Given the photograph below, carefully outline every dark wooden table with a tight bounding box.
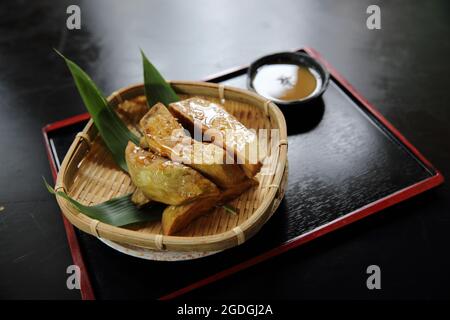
[0,0,449,300]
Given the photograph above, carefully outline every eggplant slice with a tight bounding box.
[169,97,265,178]
[125,141,219,206]
[162,195,220,235]
[116,96,149,137]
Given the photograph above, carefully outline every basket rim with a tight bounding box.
[55,81,288,252]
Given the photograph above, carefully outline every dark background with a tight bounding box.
[0,0,449,300]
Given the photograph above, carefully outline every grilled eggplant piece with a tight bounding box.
[131,188,152,208]
[169,98,264,178]
[161,179,253,235]
[125,142,219,206]
[116,96,149,137]
[219,178,258,204]
[140,103,249,189]
[161,178,258,235]
[162,195,219,235]
[139,103,186,155]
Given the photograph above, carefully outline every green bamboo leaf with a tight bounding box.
[55,49,139,171]
[44,179,162,227]
[222,204,238,215]
[141,49,179,107]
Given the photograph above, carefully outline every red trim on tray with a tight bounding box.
[43,112,90,132]
[42,126,95,300]
[42,48,444,301]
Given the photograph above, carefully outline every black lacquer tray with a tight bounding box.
[42,48,443,300]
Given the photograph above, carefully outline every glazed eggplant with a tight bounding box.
[161,177,258,235]
[131,188,152,208]
[169,97,265,178]
[116,96,149,137]
[161,195,219,235]
[139,103,250,189]
[139,103,187,157]
[125,141,219,206]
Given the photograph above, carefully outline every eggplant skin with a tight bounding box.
[125,142,219,206]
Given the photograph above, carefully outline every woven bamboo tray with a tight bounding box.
[55,81,288,252]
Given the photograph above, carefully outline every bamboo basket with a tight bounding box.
[55,81,288,252]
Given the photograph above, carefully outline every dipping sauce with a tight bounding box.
[252,64,322,102]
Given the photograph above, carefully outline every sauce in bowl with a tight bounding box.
[252,64,322,102]
[247,52,330,106]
